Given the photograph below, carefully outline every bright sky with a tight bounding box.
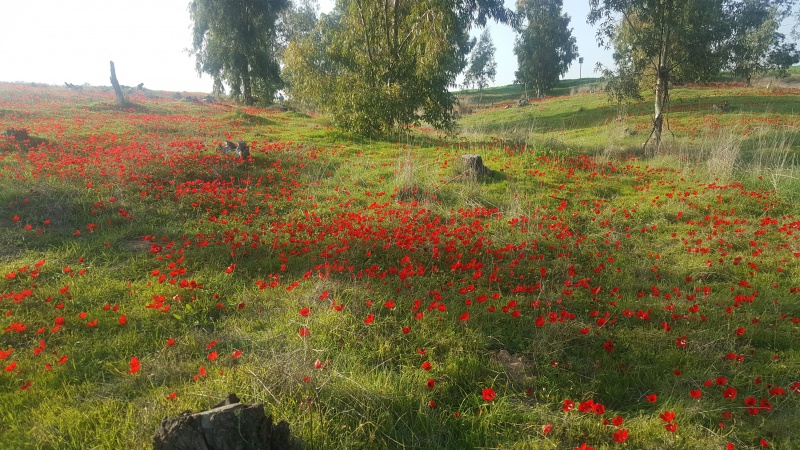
[0,0,612,93]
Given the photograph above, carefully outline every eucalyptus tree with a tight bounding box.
[284,0,513,136]
[589,0,730,152]
[728,0,799,85]
[463,28,498,101]
[189,0,289,105]
[514,0,578,98]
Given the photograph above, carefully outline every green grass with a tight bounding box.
[1,79,800,449]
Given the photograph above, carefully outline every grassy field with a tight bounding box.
[1,78,799,449]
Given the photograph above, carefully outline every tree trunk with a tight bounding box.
[109,61,126,106]
[651,65,668,153]
[647,21,671,155]
[242,66,253,106]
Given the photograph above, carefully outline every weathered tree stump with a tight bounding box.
[461,154,489,177]
[153,394,290,450]
[219,140,238,155]
[4,128,29,141]
[236,140,250,159]
[218,140,250,160]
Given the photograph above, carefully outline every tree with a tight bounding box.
[514,0,578,98]
[284,0,513,136]
[276,0,318,59]
[589,0,730,153]
[189,0,289,106]
[728,1,799,84]
[463,29,497,100]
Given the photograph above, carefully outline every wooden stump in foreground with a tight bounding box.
[153,394,290,450]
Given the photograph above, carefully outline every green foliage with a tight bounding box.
[600,50,645,108]
[514,0,577,98]
[189,0,289,105]
[276,0,318,60]
[463,29,497,97]
[284,0,512,136]
[589,0,731,151]
[728,0,800,85]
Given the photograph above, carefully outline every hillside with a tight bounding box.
[1,80,799,449]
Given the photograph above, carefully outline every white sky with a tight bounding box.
[0,0,612,93]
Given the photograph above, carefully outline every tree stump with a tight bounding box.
[236,140,250,159]
[153,394,290,450]
[4,128,30,141]
[461,154,489,177]
[219,141,238,155]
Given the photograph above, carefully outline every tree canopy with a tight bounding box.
[189,0,289,105]
[284,0,513,136]
[590,0,799,151]
[463,29,498,99]
[728,0,799,84]
[589,0,731,152]
[514,0,578,98]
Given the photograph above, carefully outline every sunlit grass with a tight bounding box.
[1,80,799,449]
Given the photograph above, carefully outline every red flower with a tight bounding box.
[426,378,435,389]
[723,386,738,400]
[193,365,207,381]
[421,361,432,371]
[364,313,375,324]
[299,307,310,317]
[665,422,677,433]
[562,399,574,412]
[207,351,218,361]
[659,410,676,423]
[128,356,141,374]
[689,389,703,399]
[542,423,552,434]
[646,393,658,403]
[298,327,310,337]
[612,428,629,443]
[0,347,12,360]
[482,387,496,402]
